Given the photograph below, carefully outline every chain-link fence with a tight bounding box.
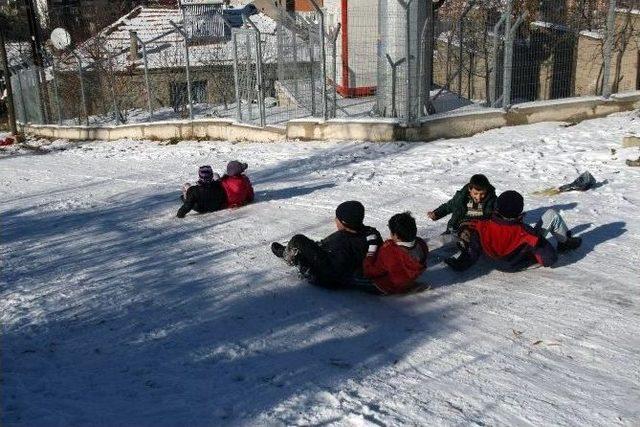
[5,0,640,129]
[433,0,640,110]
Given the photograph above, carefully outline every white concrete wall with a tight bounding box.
[20,120,286,143]
[20,92,640,144]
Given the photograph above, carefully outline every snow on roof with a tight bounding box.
[54,6,286,73]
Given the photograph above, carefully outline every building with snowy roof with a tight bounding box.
[48,4,308,120]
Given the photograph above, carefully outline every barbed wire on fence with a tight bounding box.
[4,0,640,130]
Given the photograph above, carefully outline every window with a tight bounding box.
[170,80,208,112]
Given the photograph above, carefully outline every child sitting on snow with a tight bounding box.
[427,174,497,234]
[271,200,382,289]
[221,160,255,208]
[363,212,429,295]
[177,165,226,218]
[445,190,582,272]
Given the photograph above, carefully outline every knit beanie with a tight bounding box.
[496,190,524,219]
[336,201,365,230]
[198,165,214,184]
[226,161,248,177]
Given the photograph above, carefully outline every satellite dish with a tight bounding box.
[50,28,72,50]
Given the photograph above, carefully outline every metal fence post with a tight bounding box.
[458,10,464,97]
[490,14,506,106]
[501,1,526,109]
[308,0,327,120]
[71,51,89,125]
[169,21,193,120]
[276,15,285,86]
[602,0,617,98]
[308,26,317,116]
[502,0,513,108]
[418,5,432,116]
[232,31,242,122]
[244,15,266,127]
[13,68,28,123]
[328,23,341,118]
[103,42,122,125]
[51,56,62,125]
[457,1,477,100]
[245,32,253,121]
[133,32,154,121]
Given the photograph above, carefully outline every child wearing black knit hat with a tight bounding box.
[177,165,225,218]
[271,201,382,289]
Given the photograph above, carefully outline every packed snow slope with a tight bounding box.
[2,114,639,426]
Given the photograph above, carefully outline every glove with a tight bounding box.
[366,232,381,256]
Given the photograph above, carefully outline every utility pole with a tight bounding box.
[0,26,18,136]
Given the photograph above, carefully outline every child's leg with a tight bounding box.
[446,228,481,271]
[181,182,191,201]
[286,235,339,287]
[535,209,570,242]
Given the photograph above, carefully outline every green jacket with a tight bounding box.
[433,183,497,231]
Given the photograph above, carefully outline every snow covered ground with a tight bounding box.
[2,113,640,426]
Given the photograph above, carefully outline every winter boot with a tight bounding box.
[626,157,640,167]
[271,242,286,258]
[445,250,473,272]
[557,232,582,252]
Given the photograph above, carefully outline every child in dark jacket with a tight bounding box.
[271,201,382,289]
[428,174,497,233]
[363,212,429,294]
[177,165,226,218]
[445,190,582,272]
[221,161,254,208]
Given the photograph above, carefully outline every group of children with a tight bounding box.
[178,166,582,295]
[272,174,582,295]
[177,160,254,218]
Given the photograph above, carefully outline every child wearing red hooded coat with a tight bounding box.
[221,160,255,208]
[363,212,429,294]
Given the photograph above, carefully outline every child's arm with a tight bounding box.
[430,193,458,220]
[177,188,196,218]
[363,249,388,279]
[246,177,255,202]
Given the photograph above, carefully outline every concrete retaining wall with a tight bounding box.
[20,92,640,143]
[21,119,285,143]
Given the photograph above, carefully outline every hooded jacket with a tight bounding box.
[319,225,381,281]
[363,238,429,294]
[468,215,557,271]
[177,181,226,218]
[221,174,255,208]
[433,183,497,231]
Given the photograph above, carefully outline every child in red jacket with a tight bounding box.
[445,190,582,272]
[221,160,254,208]
[363,212,429,294]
